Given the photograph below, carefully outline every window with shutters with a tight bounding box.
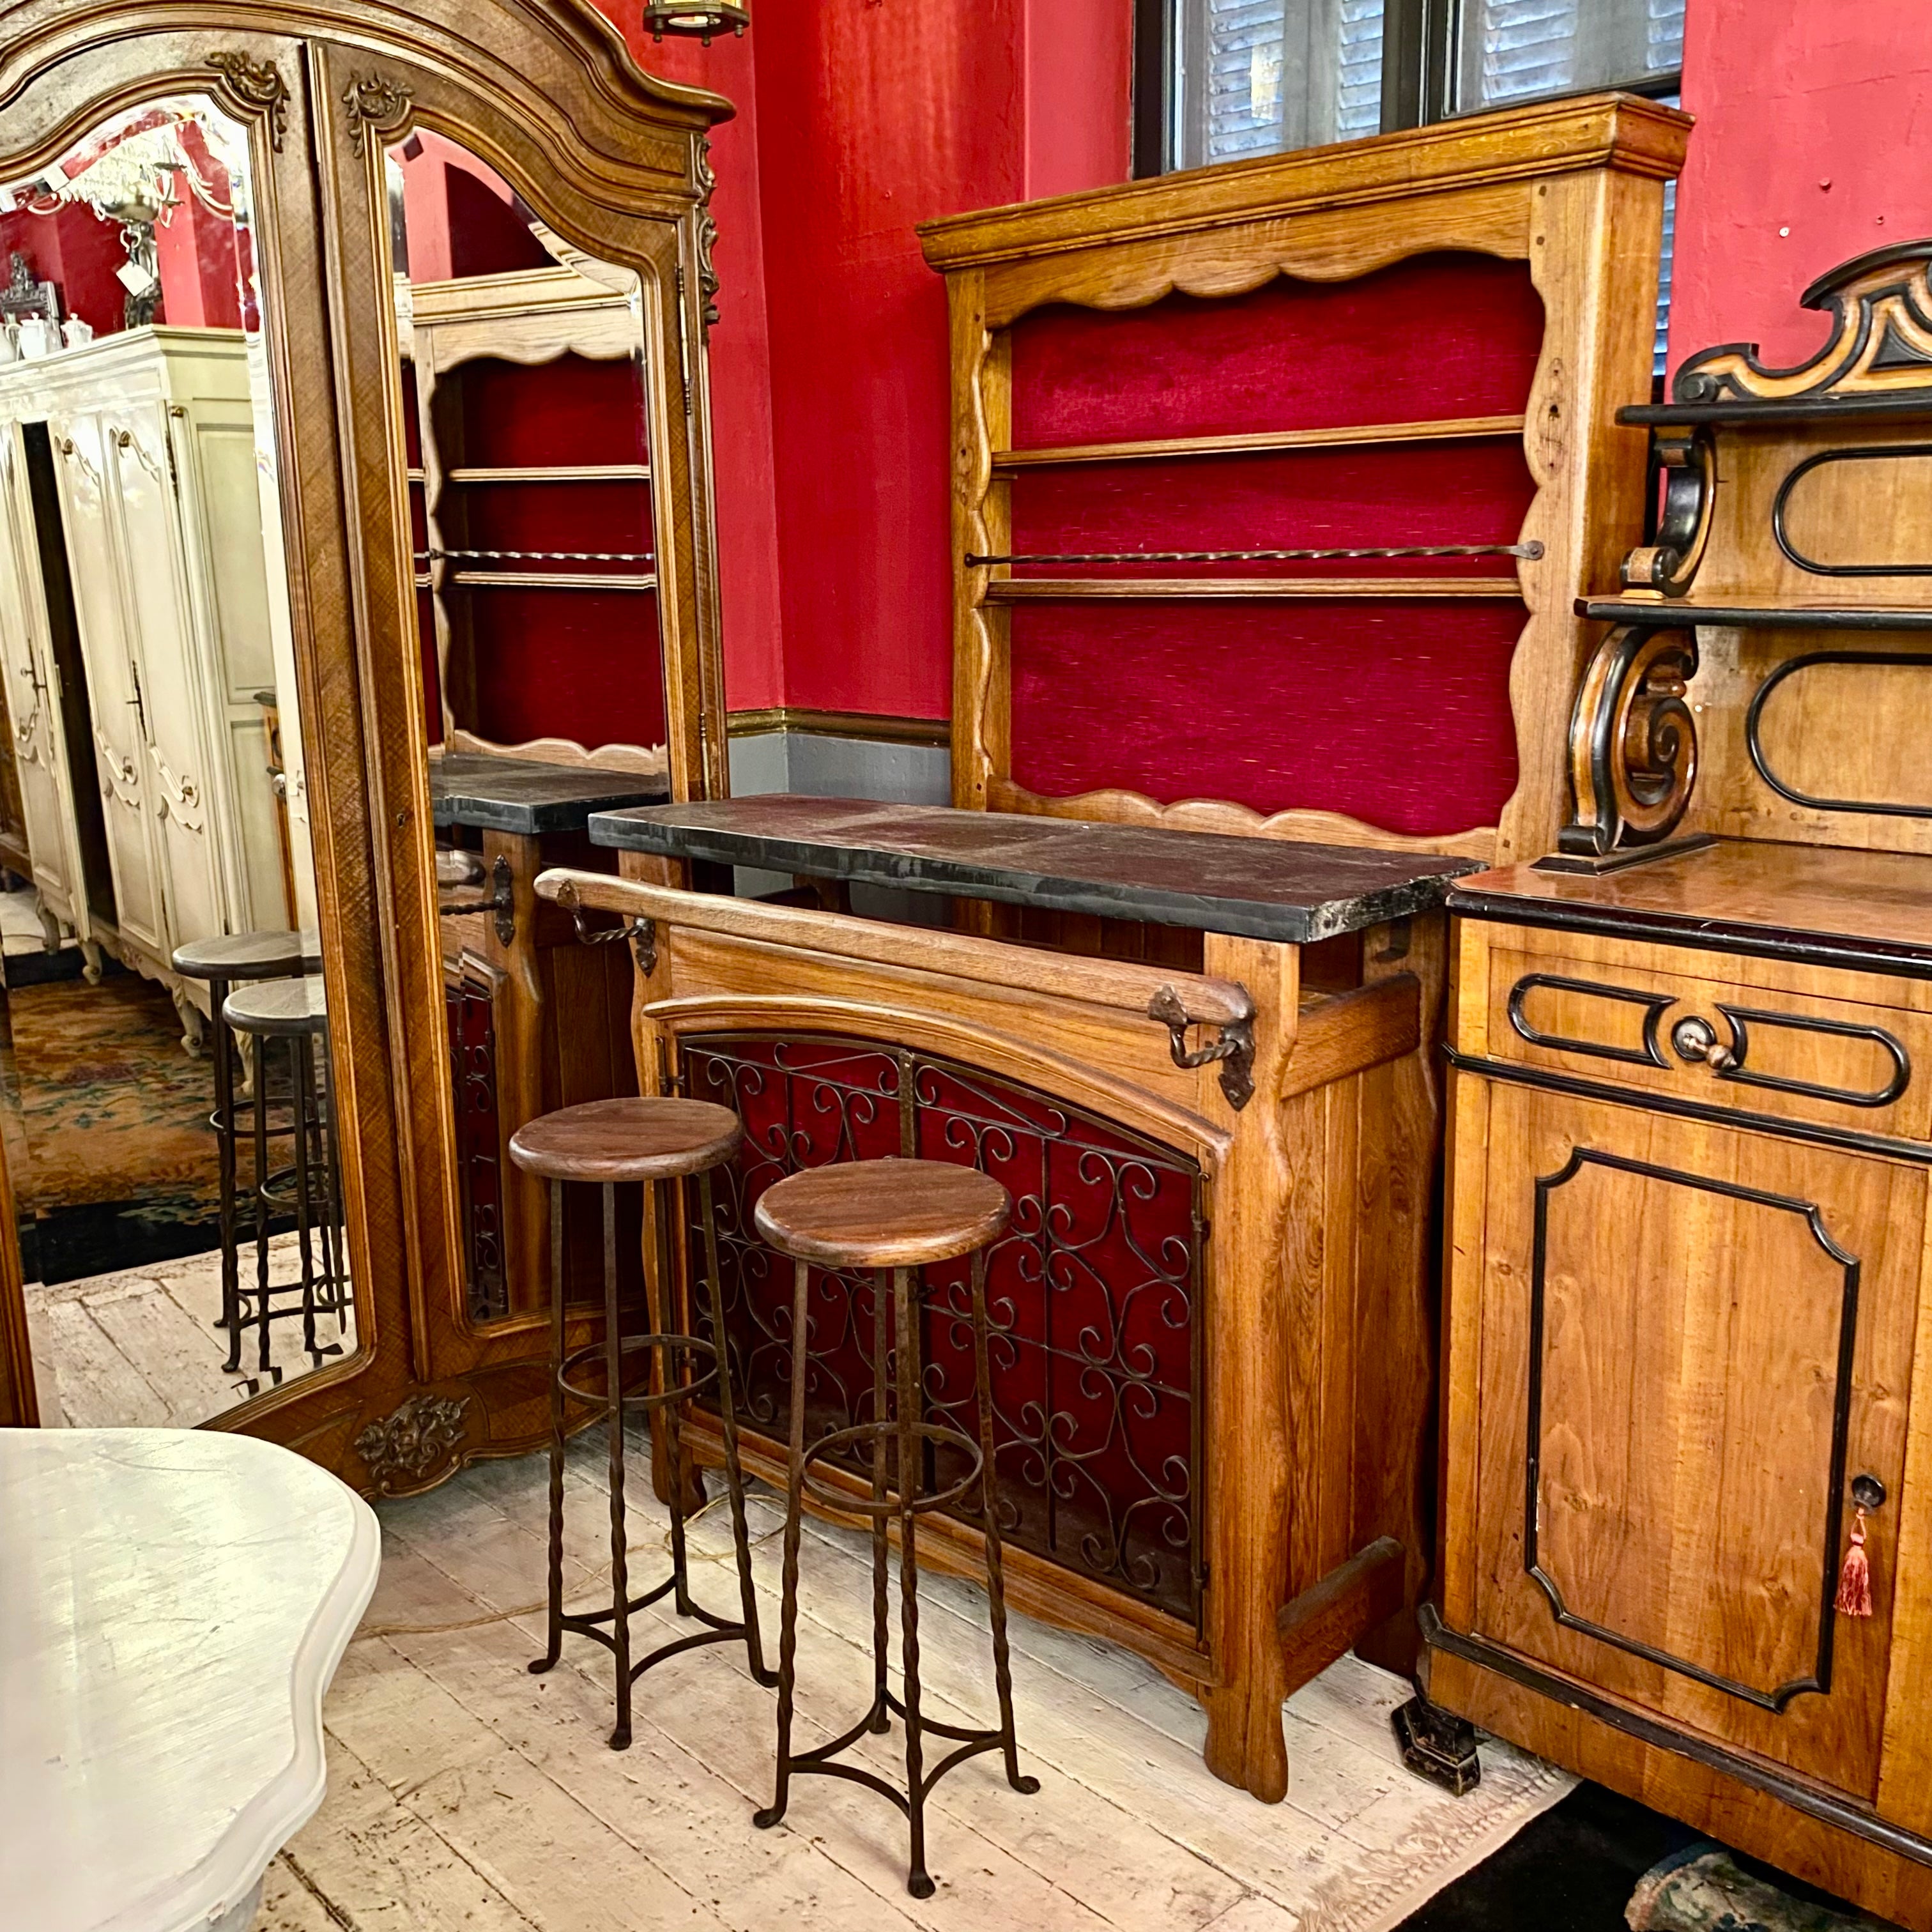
[1146,0,1684,367]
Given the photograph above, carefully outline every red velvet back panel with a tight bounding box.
[1008,254,1544,445]
[436,354,663,750]
[1008,439,1534,583]
[1008,599,1525,836]
[468,586,666,750]
[447,355,649,468]
[999,254,1542,834]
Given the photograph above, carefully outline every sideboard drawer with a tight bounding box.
[1478,942,1932,1140]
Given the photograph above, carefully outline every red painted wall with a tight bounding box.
[606,6,786,711]
[606,0,1131,720]
[1671,0,1932,377]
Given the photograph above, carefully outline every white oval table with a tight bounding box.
[0,1429,380,1932]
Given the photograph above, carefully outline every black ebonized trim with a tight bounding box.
[1506,972,1672,1068]
[1715,1003,1912,1110]
[1419,1606,1932,1872]
[1444,1046,1932,1168]
[1525,1147,1859,1712]
[1581,599,1932,631]
[1745,650,1932,821]
[1446,891,1932,985]
[1773,444,1932,578]
[1621,393,1932,427]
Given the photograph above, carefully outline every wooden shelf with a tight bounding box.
[450,569,657,592]
[990,413,1526,472]
[985,575,1524,602]
[443,463,651,484]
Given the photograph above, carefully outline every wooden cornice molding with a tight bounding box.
[916,91,1691,271]
[726,707,951,747]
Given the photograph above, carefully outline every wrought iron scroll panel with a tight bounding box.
[675,1033,1207,1625]
[445,969,507,1321]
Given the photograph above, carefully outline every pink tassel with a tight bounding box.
[1836,1507,1873,1619]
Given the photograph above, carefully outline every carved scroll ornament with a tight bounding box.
[354,1392,471,1492]
[341,72,414,156]
[1557,625,1700,859]
[1621,429,1715,597]
[206,50,290,152]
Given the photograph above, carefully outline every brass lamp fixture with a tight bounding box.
[641,1,748,43]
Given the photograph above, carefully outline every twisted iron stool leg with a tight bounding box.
[698,1169,772,1685]
[602,1182,633,1751]
[210,975,243,1372]
[530,1177,568,1676]
[292,1034,319,1362]
[654,1189,694,1621]
[250,1032,273,1377]
[869,1266,891,1733]
[894,1263,934,1899]
[754,1256,813,1830]
[971,1250,1038,1796]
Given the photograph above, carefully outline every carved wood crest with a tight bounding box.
[1676,240,1932,404]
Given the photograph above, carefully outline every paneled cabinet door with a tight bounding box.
[1471,1086,1924,1798]
[104,404,222,952]
[49,413,169,963]
[0,429,84,938]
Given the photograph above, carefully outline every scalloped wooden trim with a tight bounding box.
[440,727,666,775]
[986,778,1499,862]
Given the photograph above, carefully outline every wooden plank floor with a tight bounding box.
[268,1436,1573,1931]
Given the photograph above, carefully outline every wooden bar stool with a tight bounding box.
[220,974,348,1376]
[509,1096,770,1750]
[171,930,322,1371]
[751,1156,1038,1898]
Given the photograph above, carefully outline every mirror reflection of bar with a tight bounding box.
[384,130,672,1326]
[0,91,352,1422]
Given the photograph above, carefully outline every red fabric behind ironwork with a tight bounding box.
[1008,253,1544,445]
[1008,599,1526,836]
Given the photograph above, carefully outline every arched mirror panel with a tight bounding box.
[0,1,732,1501]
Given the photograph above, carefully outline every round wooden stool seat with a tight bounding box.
[223,974,328,1037]
[753,1158,1010,1269]
[508,1096,742,1184]
[172,928,322,981]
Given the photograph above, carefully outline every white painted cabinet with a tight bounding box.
[0,327,302,1042]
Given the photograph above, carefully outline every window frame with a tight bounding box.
[1133,0,1683,178]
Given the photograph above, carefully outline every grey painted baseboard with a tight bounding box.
[725,728,952,922]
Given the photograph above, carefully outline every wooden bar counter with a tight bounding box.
[536,796,1477,1802]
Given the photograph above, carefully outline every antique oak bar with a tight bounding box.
[537,799,1476,1803]
[1429,245,1932,1927]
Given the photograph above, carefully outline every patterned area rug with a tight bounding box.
[7,972,222,1279]
[1629,1847,1894,1932]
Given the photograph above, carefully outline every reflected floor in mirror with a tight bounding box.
[27,1231,355,1425]
[265,1438,1574,1932]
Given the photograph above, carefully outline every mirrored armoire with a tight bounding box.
[0,0,734,1496]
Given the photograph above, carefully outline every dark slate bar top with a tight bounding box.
[588,795,1481,942]
[430,753,668,836]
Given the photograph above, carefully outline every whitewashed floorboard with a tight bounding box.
[289,1443,1573,1932]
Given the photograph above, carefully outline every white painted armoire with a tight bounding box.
[0,326,309,1043]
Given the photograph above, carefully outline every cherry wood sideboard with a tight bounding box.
[1429,243,1932,1926]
